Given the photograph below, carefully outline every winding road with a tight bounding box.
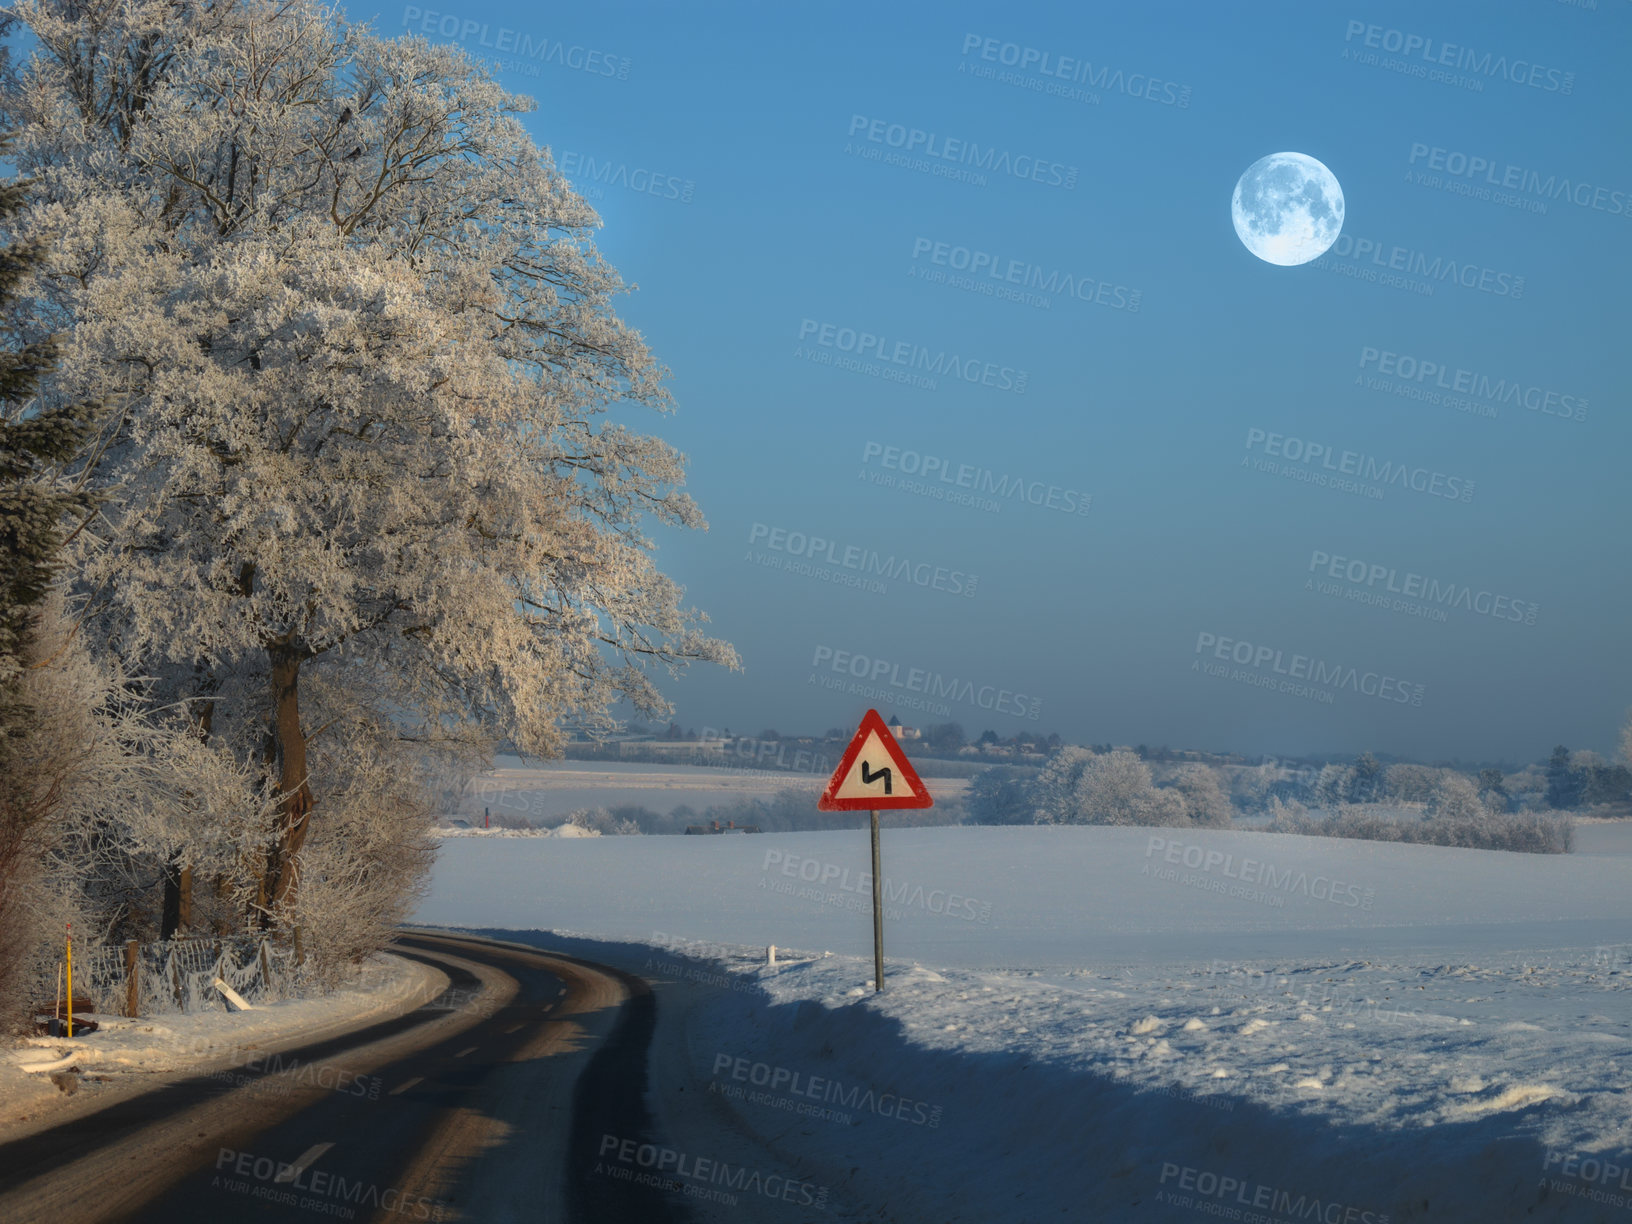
[0,932,698,1224]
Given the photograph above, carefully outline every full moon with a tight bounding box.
[1231,152,1344,266]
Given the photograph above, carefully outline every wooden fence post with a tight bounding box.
[125,940,139,1018]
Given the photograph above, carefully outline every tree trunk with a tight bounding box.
[212,873,232,935]
[159,860,192,939]
[261,644,313,925]
[163,694,210,937]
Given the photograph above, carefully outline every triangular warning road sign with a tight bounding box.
[818,709,934,811]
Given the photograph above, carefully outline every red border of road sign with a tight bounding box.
[817,709,934,810]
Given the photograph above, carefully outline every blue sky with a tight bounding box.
[375,0,1630,763]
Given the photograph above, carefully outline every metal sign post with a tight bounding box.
[870,810,884,992]
[818,710,933,994]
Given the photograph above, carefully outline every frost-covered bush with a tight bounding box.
[1,594,269,1023]
[1428,772,1484,821]
[282,679,453,981]
[1258,800,1571,854]
[965,766,1037,825]
[562,807,640,836]
[970,753,1224,829]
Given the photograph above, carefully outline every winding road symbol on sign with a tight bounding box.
[817,709,932,811]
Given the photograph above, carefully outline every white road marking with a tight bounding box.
[388,1077,423,1095]
[454,1046,478,1058]
[275,1142,334,1183]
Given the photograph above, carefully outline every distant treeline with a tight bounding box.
[544,730,1629,856]
[962,748,1585,854]
[557,789,966,836]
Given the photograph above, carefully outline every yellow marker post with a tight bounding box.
[66,923,72,1039]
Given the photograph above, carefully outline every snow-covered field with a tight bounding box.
[418,822,1632,1221]
[452,756,968,825]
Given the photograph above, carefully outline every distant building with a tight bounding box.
[886,715,920,740]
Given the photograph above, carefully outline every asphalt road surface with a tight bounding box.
[0,931,697,1224]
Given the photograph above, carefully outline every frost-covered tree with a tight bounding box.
[0,144,99,758]
[1031,746,1094,825]
[1427,772,1483,822]
[0,149,105,1019]
[1075,751,1187,826]
[1164,763,1232,828]
[1501,763,1548,813]
[288,674,447,978]
[1312,763,1353,808]
[1545,747,1581,810]
[965,764,1036,826]
[1230,762,1277,811]
[1382,763,1439,805]
[1347,752,1383,803]
[1477,768,1509,814]
[1264,794,1310,832]
[1035,749,1186,827]
[3,0,737,920]
[3,592,270,1017]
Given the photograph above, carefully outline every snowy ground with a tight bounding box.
[456,756,968,826]
[0,953,440,1139]
[418,822,1632,1221]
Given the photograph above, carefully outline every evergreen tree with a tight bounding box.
[0,150,101,1018]
[1545,746,1580,809]
[0,156,98,763]
[1477,768,1508,812]
[965,765,1035,825]
[1348,752,1383,803]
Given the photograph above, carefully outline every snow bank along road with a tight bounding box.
[414,826,1632,1222]
[0,932,721,1224]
